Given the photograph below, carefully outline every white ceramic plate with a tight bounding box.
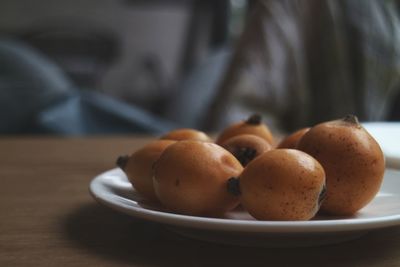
[363,122,400,169]
[90,168,400,247]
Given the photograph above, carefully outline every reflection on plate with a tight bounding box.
[90,168,400,247]
[363,122,400,169]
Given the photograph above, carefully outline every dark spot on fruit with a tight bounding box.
[175,179,180,186]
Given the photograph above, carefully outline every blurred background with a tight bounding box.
[0,0,399,135]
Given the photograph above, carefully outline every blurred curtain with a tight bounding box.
[204,0,400,131]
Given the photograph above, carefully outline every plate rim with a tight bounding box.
[89,168,400,234]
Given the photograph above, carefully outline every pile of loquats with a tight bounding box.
[116,114,385,221]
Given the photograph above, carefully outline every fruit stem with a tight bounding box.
[116,155,129,170]
[342,114,359,125]
[227,177,241,196]
[246,114,262,125]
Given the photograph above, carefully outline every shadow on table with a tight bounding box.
[64,203,400,266]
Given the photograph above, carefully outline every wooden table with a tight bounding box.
[1,137,400,267]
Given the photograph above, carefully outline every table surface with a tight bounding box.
[1,136,400,267]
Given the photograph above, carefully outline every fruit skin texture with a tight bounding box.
[297,117,385,215]
[123,140,176,202]
[153,140,243,217]
[239,149,326,221]
[221,134,272,166]
[160,128,212,142]
[216,115,274,145]
[277,127,310,149]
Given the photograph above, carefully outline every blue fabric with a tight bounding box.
[37,90,175,135]
[0,38,175,135]
[164,48,231,128]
